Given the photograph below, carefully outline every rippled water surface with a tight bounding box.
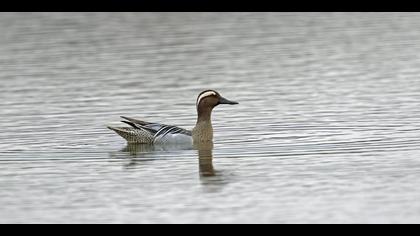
[1,13,420,223]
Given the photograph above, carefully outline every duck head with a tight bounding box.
[195,90,238,122]
[196,90,238,110]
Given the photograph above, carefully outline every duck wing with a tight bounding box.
[119,117,192,142]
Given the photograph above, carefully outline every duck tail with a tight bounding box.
[120,120,138,129]
[107,125,154,144]
[120,116,150,126]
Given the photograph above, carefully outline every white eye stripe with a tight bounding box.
[196,91,216,106]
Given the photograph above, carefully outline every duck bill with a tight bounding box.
[219,96,239,105]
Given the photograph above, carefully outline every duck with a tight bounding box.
[107,90,238,145]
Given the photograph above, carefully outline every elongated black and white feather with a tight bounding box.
[108,116,192,144]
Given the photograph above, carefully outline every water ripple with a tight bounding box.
[2,12,420,223]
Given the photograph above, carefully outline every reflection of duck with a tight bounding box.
[108,144,156,167]
[195,143,230,190]
[107,90,238,145]
[110,141,229,190]
[197,143,215,177]
[122,143,194,154]
[113,142,217,176]
[121,143,155,155]
[113,143,193,162]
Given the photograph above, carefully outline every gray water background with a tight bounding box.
[1,13,420,223]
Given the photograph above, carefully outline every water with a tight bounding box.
[1,12,420,224]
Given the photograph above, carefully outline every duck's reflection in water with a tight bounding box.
[111,143,193,168]
[194,143,229,190]
[194,142,216,178]
[110,142,230,189]
[120,143,155,156]
[198,149,215,177]
[121,143,194,155]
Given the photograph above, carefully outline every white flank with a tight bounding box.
[196,91,216,106]
[153,133,193,145]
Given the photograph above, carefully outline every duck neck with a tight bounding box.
[193,106,214,143]
[197,105,213,124]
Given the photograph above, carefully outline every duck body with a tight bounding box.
[108,116,193,144]
[108,90,238,145]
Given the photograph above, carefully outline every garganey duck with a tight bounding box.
[107,90,238,145]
